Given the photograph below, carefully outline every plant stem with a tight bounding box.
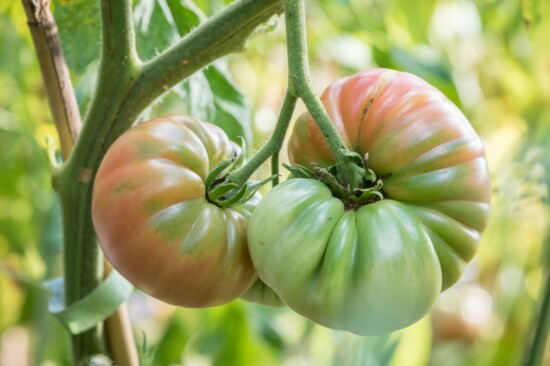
[22,1,138,364]
[524,242,550,366]
[22,0,81,160]
[229,92,297,185]
[272,153,280,186]
[283,0,362,188]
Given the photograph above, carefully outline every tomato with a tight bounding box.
[92,115,258,307]
[248,69,491,335]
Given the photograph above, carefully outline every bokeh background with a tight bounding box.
[1,0,549,365]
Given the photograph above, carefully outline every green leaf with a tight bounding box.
[167,0,207,35]
[138,332,157,366]
[134,0,180,60]
[205,156,236,189]
[283,163,317,180]
[134,0,205,60]
[203,63,253,144]
[177,71,215,121]
[74,60,99,115]
[52,0,101,77]
[396,0,436,43]
[373,46,460,105]
[133,1,251,144]
[44,270,133,334]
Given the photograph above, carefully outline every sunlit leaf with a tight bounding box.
[53,0,101,77]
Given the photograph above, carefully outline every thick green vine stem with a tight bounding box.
[283,0,364,189]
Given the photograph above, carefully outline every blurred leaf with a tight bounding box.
[44,271,133,334]
[138,332,157,366]
[397,0,436,42]
[331,333,399,366]
[134,1,251,144]
[0,273,24,331]
[154,313,190,365]
[203,63,253,144]
[134,0,180,60]
[520,0,545,27]
[390,316,432,366]
[167,0,207,35]
[74,61,99,115]
[373,46,460,105]
[53,0,101,77]
[134,0,205,60]
[248,304,286,352]
[178,71,215,121]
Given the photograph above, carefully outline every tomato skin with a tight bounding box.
[92,115,258,307]
[249,69,491,335]
[249,179,442,335]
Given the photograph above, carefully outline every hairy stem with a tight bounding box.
[22,0,140,363]
[229,92,297,185]
[283,0,362,188]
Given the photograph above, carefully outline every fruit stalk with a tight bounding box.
[283,0,364,189]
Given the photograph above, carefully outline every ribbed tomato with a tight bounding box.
[92,115,258,307]
[248,69,491,335]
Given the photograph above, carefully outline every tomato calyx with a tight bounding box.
[205,149,275,208]
[284,152,387,210]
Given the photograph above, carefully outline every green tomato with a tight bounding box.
[248,69,491,335]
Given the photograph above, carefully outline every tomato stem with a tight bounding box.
[283,0,364,190]
[228,91,297,186]
[271,153,280,186]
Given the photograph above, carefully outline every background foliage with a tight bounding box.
[0,0,549,365]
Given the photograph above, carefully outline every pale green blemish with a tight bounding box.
[113,181,139,194]
[142,198,166,216]
[134,139,160,157]
[149,199,206,243]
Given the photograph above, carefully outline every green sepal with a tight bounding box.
[341,149,365,167]
[283,160,385,206]
[351,187,384,203]
[238,175,278,203]
[207,139,272,207]
[315,167,348,198]
[43,270,133,334]
[233,137,247,169]
[205,156,235,189]
[208,181,239,202]
[283,163,317,179]
[215,183,248,207]
[205,139,247,191]
[213,174,278,207]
